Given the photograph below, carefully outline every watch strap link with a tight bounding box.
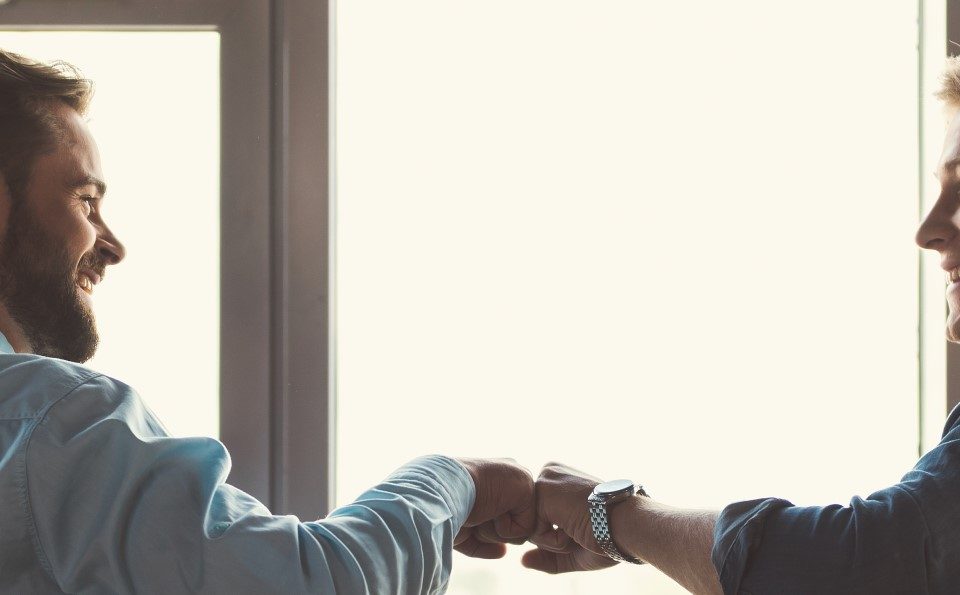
[588,494,645,565]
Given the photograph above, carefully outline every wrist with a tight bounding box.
[453,457,480,485]
[607,493,655,562]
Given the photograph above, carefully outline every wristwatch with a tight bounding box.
[588,479,648,565]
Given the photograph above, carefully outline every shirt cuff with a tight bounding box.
[392,455,477,533]
[712,497,793,595]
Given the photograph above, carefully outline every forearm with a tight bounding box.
[318,455,475,592]
[610,496,722,595]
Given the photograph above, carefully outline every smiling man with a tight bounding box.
[0,49,536,594]
[918,63,960,335]
[521,59,960,595]
[0,96,120,363]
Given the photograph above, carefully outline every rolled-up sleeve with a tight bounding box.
[23,374,475,594]
[711,410,960,595]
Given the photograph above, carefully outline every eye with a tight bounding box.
[80,196,98,215]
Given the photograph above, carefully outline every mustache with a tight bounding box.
[76,254,107,282]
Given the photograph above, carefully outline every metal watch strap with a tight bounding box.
[588,485,648,565]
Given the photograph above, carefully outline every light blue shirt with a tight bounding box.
[0,336,476,594]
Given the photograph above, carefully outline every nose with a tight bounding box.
[95,222,126,266]
[916,188,960,252]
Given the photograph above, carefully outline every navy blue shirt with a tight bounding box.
[712,404,960,594]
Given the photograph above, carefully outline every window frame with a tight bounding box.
[0,0,334,519]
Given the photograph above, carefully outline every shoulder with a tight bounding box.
[0,354,102,420]
[0,353,167,441]
[34,367,169,444]
[22,361,220,508]
[943,402,960,439]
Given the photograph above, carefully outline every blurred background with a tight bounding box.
[335,2,945,592]
[0,1,951,592]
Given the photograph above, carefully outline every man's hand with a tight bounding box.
[524,462,723,595]
[454,457,537,559]
[522,462,620,574]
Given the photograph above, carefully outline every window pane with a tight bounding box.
[337,3,933,593]
[0,32,220,439]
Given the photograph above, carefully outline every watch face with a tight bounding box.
[593,479,635,497]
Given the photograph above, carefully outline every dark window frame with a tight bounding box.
[0,0,334,519]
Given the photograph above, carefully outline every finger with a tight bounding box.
[540,461,603,485]
[521,546,617,574]
[534,463,603,550]
[454,533,508,559]
[536,463,600,527]
[529,527,577,554]
[473,520,494,541]
[453,526,474,547]
[494,494,537,540]
[520,548,576,574]
[532,516,554,538]
[475,518,526,546]
[474,520,503,544]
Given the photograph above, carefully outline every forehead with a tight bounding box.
[33,104,103,187]
[939,108,960,178]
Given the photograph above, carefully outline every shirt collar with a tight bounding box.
[0,331,14,355]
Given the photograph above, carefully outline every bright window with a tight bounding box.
[335,2,939,593]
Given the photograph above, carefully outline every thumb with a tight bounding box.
[460,458,536,538]
[522,546,618,574]
[521,547,565,574]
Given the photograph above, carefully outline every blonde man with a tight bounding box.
[525,58,960,595]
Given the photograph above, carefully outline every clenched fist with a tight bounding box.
[454,457,537,559]
[523,462,622,573]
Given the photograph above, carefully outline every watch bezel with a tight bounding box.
[591,479,636,502]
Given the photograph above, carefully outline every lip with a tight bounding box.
[77,269,101,286]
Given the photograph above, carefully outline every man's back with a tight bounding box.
[0,354,109,593]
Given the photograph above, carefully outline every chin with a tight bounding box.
[948,304,960,343]
[949,321,960,343]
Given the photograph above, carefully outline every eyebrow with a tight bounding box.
[70,174,107,198]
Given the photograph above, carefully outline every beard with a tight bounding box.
[0,204,100,363]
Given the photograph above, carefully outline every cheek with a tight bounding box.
[55,219,98,265]
[72,218,98,250]
[26,203,97,263]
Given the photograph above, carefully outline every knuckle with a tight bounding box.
[540,462,566,479]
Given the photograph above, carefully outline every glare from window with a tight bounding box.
[0,32,221,439]
[337,2,941,593]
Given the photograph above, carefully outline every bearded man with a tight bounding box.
[0,49,535,594]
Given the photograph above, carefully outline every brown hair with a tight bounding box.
[0,49,93,203]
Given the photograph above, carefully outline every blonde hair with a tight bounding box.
[937,55,960,106]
